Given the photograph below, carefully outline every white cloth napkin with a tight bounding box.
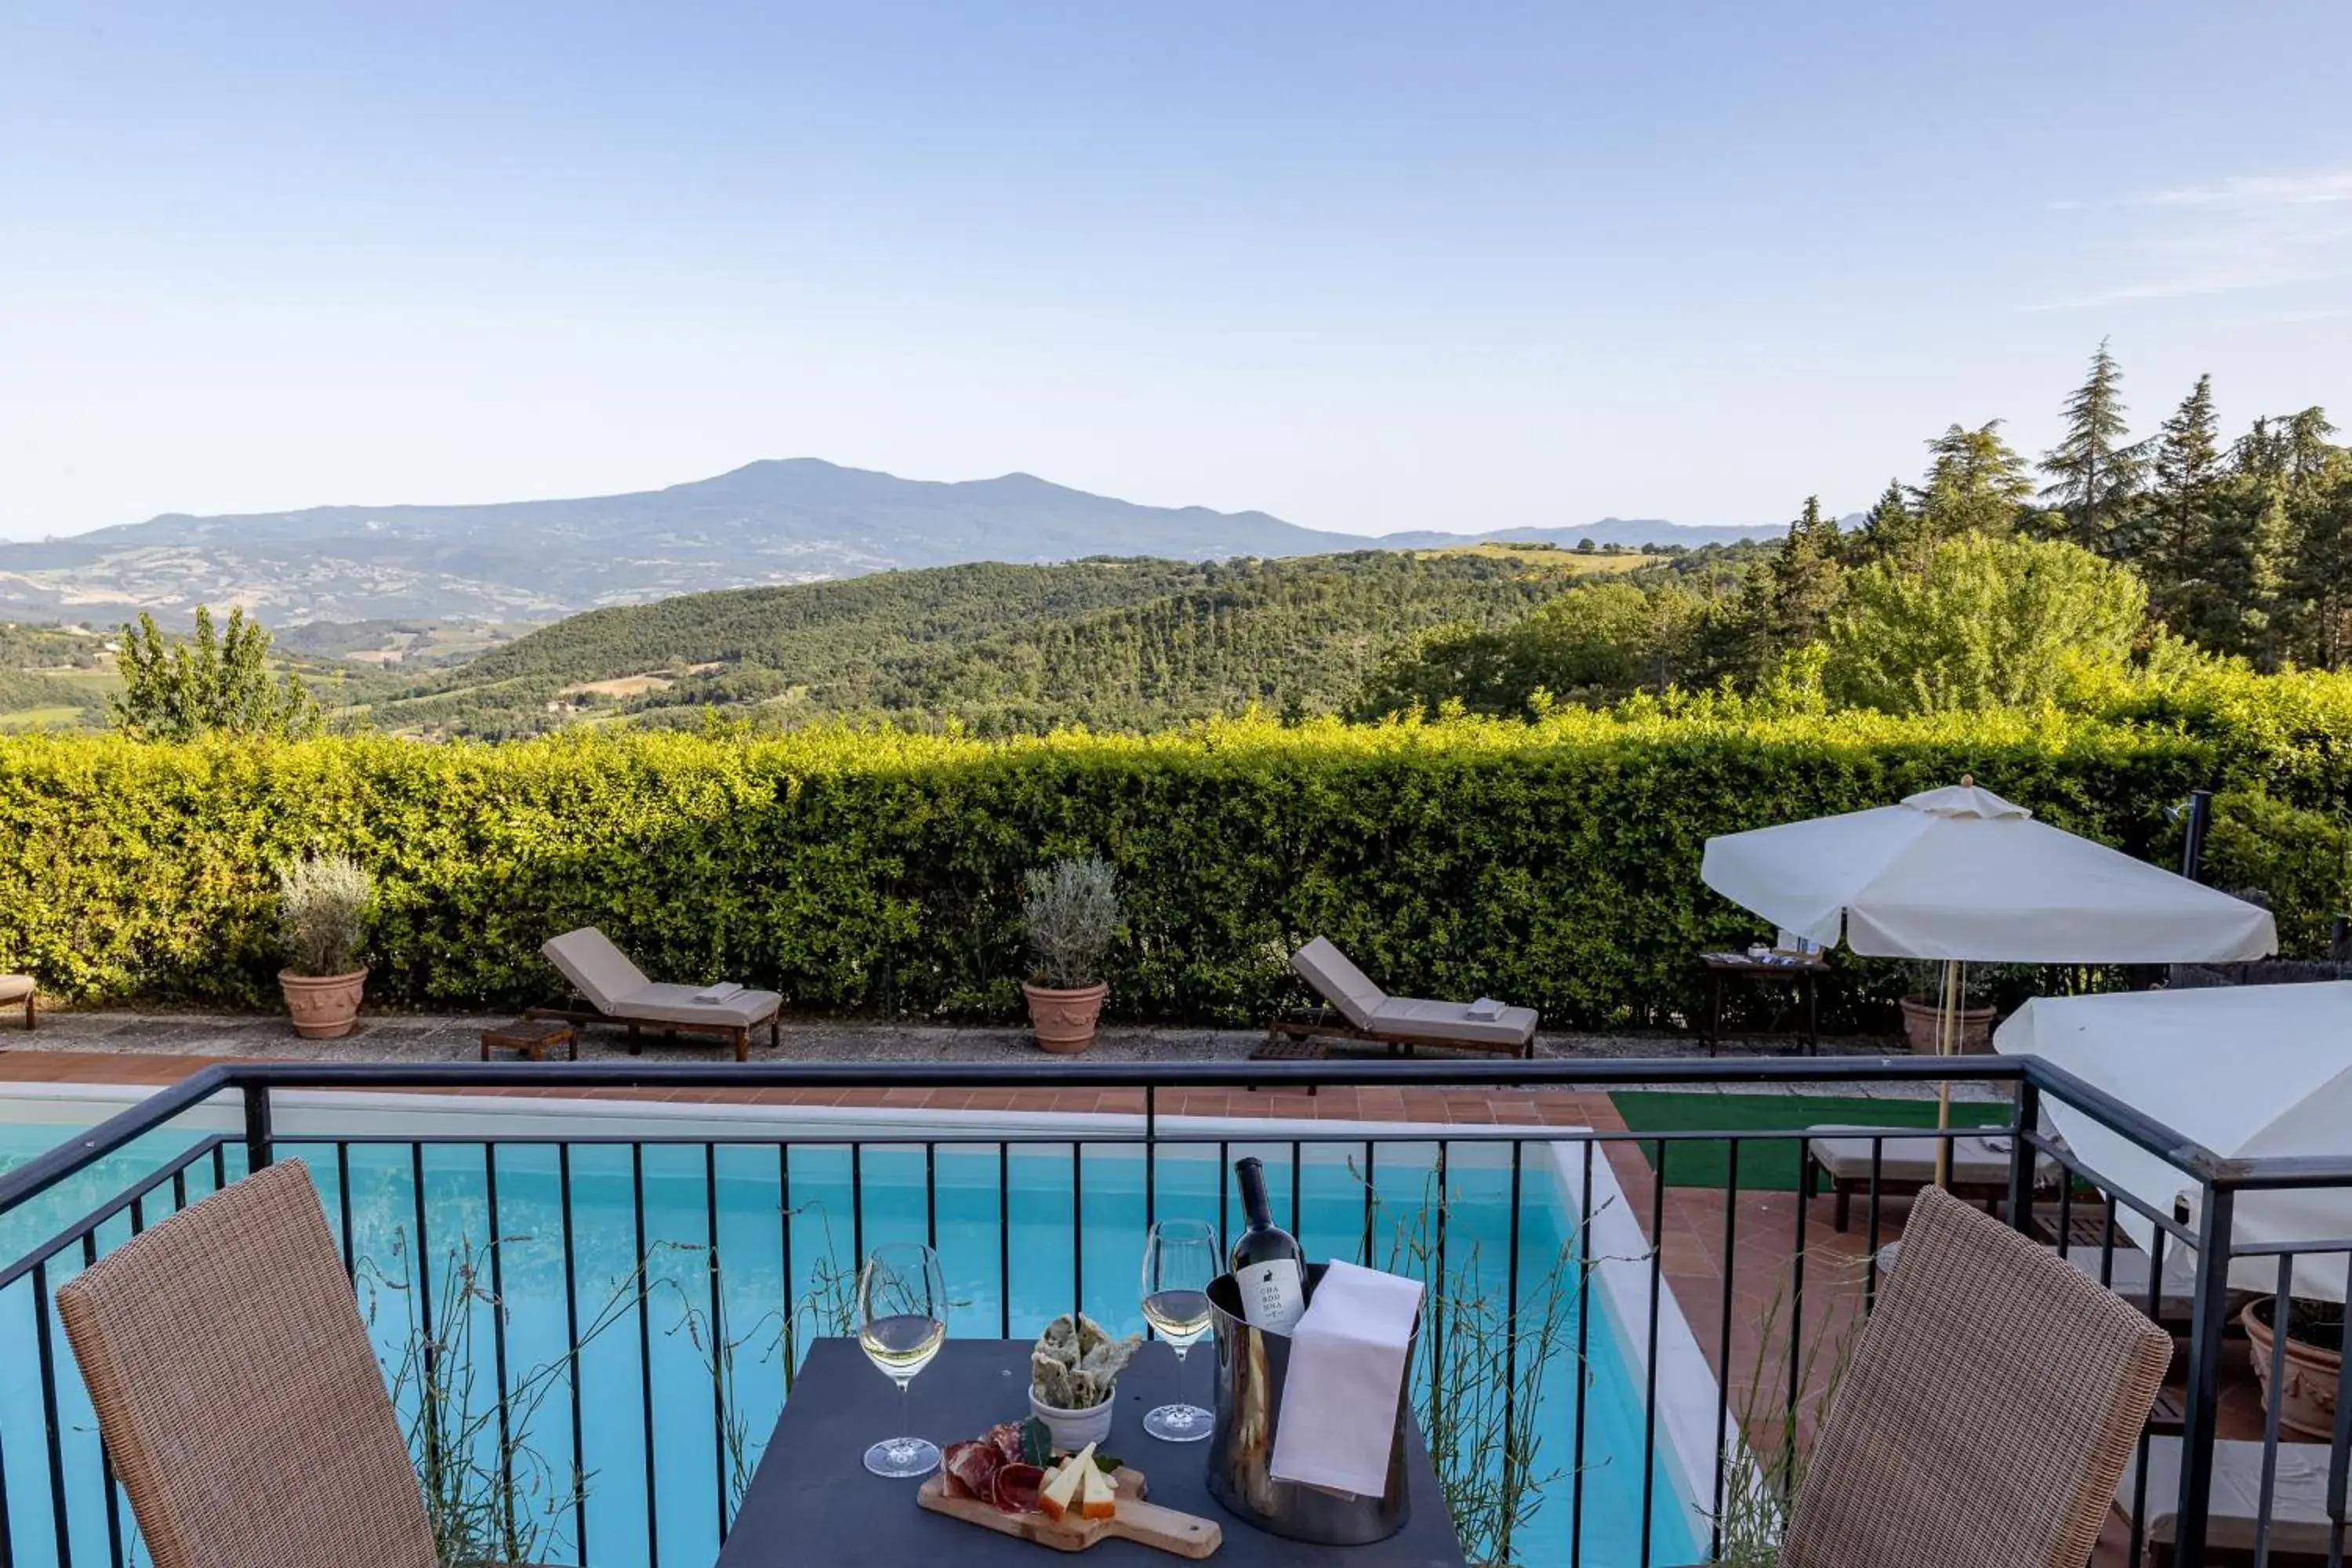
[1268,1259,1424,1497]
[691,982,745,1004]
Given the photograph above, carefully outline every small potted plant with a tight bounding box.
[276,852,373,1039]
[2243,1291,2343,1439]
[1021,856,1119,1054]
[1029,1312,1139,1451]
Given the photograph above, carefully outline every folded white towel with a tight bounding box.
[692,982,746,1004]
[1466,996,1504,1021]
[1268,1259,1423,1498]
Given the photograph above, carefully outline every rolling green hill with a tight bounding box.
[358,547,1679,736]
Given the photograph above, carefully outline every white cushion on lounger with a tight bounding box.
[543,928,651,1014]
[1367,997,1540,1048]
[2122,1437,2337,1555]
[1291,938,1387,1031]
[1805,1131,2013,1185]
[606,983,782,1029]
[543,929,779,1028]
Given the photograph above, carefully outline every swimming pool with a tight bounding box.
[0,1094,1710,1567]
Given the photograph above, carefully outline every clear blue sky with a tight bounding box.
[4,2,2349,540]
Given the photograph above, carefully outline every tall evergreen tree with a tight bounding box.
[2284,471,2352,670]
[1764,495,1846,651]
[1848,478,1922,567]
[2143,375,2225,631]
[2038,339,2147,554]
[1910,421,2034,549]
[2282,406,2340,485]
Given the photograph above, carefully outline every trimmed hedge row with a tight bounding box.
[0,706,2339,1027]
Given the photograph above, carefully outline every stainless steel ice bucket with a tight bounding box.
[1203,1264,1414,1544]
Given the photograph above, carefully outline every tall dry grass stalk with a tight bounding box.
[1707,1249,1867,1568]
[1363,1166,1592,1568]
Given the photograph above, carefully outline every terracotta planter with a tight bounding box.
[2244,1297,2343,1440]
[1023,981,1108,1054]
[279,968,368,1040]
[1900,996,1997,1055]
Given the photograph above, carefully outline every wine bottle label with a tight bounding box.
[1240,1258,1305,1334]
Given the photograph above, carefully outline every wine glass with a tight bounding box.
[1139,1218,1218,1442]
[858,1240,947,1477]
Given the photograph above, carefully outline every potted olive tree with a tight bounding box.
[1021,856,1118,1054]
[1899,961,1998,1054]
[277,852,373,1039]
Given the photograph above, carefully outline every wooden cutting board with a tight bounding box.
[916,1464,1222,1558]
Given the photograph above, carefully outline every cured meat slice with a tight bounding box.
[983,1420,1026,1465]
[941,1439,1000,1501]
[991,1461,1044,1515]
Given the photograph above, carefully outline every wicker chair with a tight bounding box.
[1774,1183,2174,1568]
[55,1160,449,1568]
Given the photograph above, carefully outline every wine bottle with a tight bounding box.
[1229,1156,1306,1333]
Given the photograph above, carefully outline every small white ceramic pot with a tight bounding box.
[1029,1385,1116,1451]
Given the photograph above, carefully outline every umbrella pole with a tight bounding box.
[1935,959,1960,1187]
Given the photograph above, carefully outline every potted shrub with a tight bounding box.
[1899,961,1998,1054]
[1028,1312,1138,1451]
[1021,856,1118,1054]
[2242,1293,2343,1440]
[276,852,373,1039]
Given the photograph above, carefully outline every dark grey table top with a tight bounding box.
[717,1338,1467,1567]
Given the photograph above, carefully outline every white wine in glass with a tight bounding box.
[858,1241,947,1477]
[1140,1219,1218,1442]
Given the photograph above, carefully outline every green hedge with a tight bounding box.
[0,704,2339,1026]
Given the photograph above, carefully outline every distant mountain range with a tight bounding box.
[0,459,1784,623]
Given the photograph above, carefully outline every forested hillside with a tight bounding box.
[1363,347,2352,720]
[358,546,1688,736]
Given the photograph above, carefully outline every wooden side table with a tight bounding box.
[1697,950,1829,1054]
[480,1017,578,1061]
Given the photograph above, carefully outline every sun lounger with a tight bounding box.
[2050,1239,2205,1327]
[1883,1231,2231,1342]
[535,927,782,1062]
[1258,938,1539,1059]
[0,973,32,1030]
[2119,1436,2341,1566]
[1804,1127,2053,1231]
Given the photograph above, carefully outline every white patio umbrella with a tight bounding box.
[1700,779,2278,1172]
[1700,780,2277,964]
[1999,983,2352,1302]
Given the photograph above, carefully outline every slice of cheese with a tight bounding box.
[1038,1442,1094,1520]
[1079,1461,1116,1521]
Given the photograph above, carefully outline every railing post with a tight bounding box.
[241,1083,273,1174]
[2175,1181,2236,1568]
[2006,1078,2041,1233]
[2180,787,2213,882]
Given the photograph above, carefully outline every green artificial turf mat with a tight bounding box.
[1608,1091,2012,1192]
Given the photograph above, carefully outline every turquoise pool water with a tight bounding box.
[1,1117,1704,1567]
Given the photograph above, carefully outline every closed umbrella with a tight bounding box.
[1999,982,2352,1302]
[1701,779,2278,1174]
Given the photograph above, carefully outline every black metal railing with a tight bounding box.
[0,1055,2346,1568]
